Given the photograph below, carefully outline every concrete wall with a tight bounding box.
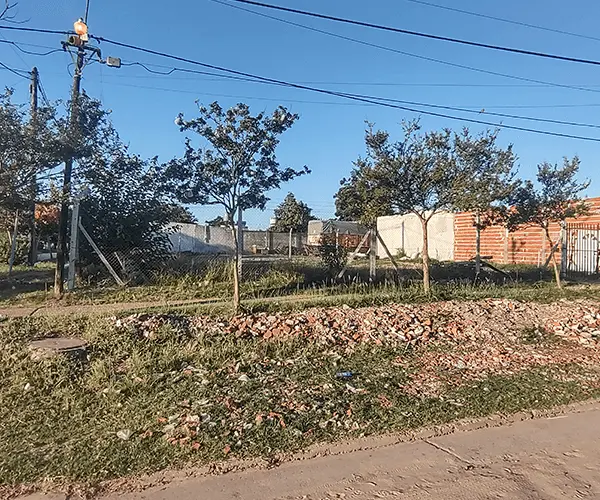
[166,223,234,254]
[166,223,307,255]
[377,212,455,261]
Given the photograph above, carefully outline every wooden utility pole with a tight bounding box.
[27,67,39,267]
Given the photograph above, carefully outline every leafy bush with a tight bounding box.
[319,244,348,277]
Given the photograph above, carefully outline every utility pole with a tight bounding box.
[53,3,121,296]
[54,45,85,297]
[27,67,38,267]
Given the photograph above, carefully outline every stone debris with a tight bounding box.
[113,299,600,350]
[224,305,460,346]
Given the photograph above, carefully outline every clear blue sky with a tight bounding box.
[2,0,599,227]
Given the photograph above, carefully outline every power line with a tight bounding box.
[404,0,600,44]
[0,30,29,67]
[0,24,71,36]
[121,61,268,85]
[0,38,62,56]
[228,0,600,67]
[0,60,29,78]
[100,70,600,112]
[210,0,600,95]
[91,34,600,142]
[342,93,600,130]
[95,80,376,106]
[103,78,600,130]
[2,23,599,140]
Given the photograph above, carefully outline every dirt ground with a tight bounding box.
[22,401,600,500]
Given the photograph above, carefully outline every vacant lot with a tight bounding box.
[2,296,600,497]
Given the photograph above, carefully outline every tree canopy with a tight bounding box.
[334,157,392,226]
[272,193,315,232]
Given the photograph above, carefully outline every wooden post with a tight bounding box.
[369,228,377,282]
[27,67,39,267]
[289,228,293,260]
[561,223,568,277]
[237,206,243,278]
[8,211,19,278]
[376,230,400,272]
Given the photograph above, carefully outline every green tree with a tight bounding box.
[452,129,518,276]
[0,89,62,212]
[335,155,393,226]
[272,193,314,232]
[358,121,470,293]
[163,102,309,310]
[509,157,589,289]
[164,204,197,224]
[78,148,175,284]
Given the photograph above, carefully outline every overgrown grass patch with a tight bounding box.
[1,314,599,488]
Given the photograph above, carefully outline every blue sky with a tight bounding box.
[2,0,600,227]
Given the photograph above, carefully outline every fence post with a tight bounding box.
[237,206,243,279]
[503,227,509,264]
[369,229,377,282]
[7,210,19,278]
[289,228,293,260]
[561,223,568,277]
[67,197,80,291]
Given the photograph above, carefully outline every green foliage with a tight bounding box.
[509,157,590,230]
[452,128,518,228]
[163,204,197,224]
[71,98,179,283]
[508,157,589,288]
[272,193,315,232]
[164,102,309,223]
[78,150,174,283]
[0,231,27,265]
[335,158,392,226]
[0,89,62,212]
[319,244,348,277]
[163,101,309,309]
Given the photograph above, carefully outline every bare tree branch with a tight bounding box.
[0,1,29,24]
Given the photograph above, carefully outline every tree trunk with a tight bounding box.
[475,211,482,279]
[420,216,431,294]
[545,226,562,289]
[231,226,241,313]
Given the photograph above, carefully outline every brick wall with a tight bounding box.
[454,197,600,265]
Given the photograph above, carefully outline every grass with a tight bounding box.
[0,257,560,309]
[1,313,599,489]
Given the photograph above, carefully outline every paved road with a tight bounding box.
[101,406,600,500]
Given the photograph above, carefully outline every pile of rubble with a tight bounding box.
[549,306,600,345]
[113,313,194,340]
[112,299,600,349]
[225,304,463,346]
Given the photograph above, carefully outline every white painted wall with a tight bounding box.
[377,212,455,261]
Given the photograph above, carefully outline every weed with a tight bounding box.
[520,326,558,345]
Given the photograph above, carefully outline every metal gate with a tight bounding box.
[563,223,600,277]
